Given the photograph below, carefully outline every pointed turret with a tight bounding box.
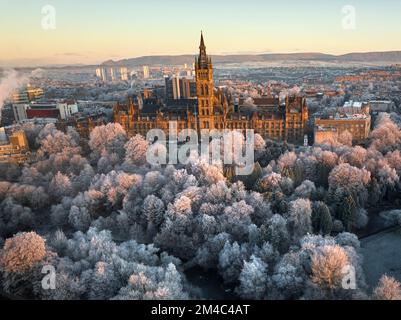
[113,101,120,120]
[128,97,135,117]
[200,31,205,50]
[198,31,209,69]
[223,94,229,118]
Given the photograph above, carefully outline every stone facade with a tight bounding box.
[114,33,309,144]
[314,116,371,144]
[0,131,29,164]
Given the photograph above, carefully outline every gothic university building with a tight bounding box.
[114,33,309,144]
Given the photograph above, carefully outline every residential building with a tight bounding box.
[96,66,129,81]
[12,85,44,104]
[314,105,371,144]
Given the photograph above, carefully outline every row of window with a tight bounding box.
[198,84,211,96]
[121,121,304,131]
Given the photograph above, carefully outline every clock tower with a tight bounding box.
[195,32,214,130]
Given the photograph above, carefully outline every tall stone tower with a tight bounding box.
[195,32,214,130]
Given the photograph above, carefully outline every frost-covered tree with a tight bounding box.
[0,198,34,237]
[35,228,190,300]
[256,173,282,193]
[218,241,250,285]
[187,156,225,186]
[0,163,21,181]
[270,256,304,299]
[142,195,165,238]
[294,180,316,199]
[220,200,254,241]
[286,199,312,242]
[329,163,371,206]
[0,232,52,297]
[0,232,46,273]
[68,205,92,231]
[354,208,369,230]
[124,134,150,166]
[236,255,268,299]
[50,197,73,227]
[36,272,85,300]
[344,146,367,168]
[263,214,290,254]
[310,245,349,297]
[113,264,189,300]
[1,183,49,211]
[49,172,73,200]
[193,233,231,270]
[373,275,401,300]
[337,130,353,147]
[254,133,266,151]
[370,114,401,154]
[0,108,390,300]
[89,123,128,164]
[37,124,80,159]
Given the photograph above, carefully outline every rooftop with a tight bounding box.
[344,101,364,109]
[318,112,371,121]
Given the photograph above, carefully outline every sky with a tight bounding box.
[1,0,401,66]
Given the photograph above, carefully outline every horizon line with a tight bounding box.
[2,49,401,69]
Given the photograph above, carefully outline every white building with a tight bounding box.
[96,66,129,81]
[12,104,28,122]
[12,100,78,123]
[57,101,79,119]
[340,101,370,115]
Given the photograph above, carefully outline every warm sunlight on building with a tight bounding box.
[0,128,29,164]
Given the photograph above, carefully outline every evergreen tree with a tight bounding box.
[312,201,333,235]
[341,195,357,232]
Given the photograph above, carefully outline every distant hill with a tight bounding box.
[101,51,401,67]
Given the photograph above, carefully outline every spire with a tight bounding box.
[200,31,205,50]
[198,31,208,69]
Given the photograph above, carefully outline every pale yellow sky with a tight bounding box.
[1,0,401,66]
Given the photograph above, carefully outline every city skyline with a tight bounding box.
[1,0,401,66]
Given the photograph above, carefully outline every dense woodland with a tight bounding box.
[1,112,401,300]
